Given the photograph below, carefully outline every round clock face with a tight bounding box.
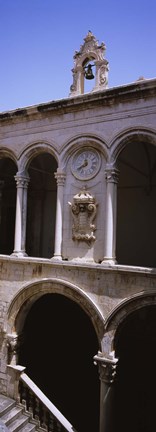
[71,148,101,180]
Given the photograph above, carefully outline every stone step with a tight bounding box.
[0,395,15,417]
[18,423,36,432]
[7,414,29,432]
[1,406,23,426]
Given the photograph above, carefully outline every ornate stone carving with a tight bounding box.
[69,31,109,96]
[68,188,97,244]
[94,351,118,384]
[7,333,19,364]
[105,165,119,184]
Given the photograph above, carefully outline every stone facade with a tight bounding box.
[0,33,156,432]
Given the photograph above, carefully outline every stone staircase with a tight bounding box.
[1,367,76,432]
[0,394,40,432]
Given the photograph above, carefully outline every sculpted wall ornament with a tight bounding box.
[68,188,97,244]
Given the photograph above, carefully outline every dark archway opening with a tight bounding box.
[26,153,57,258]
[18,293,100,432]
[116,141,156,267]
[114,305,156,432]
[0,157,16,254]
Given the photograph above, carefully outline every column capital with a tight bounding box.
[94,351,118,384]
[54,169,66,186]
[105,164,119,184]
[14,171,30,188]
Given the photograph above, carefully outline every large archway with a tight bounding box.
[116,140,156,267]
[18,293,100,432]
[114,305,156,432]
[26,153,57,258]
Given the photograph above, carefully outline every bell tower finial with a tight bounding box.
[69,31,109,97]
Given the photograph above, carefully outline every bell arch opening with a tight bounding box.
[116,140,156,267]
[18,293,100,432]
[0,157,17,255]
[26,153,57,258]
[114,304,156,432]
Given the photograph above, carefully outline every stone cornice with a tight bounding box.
[0,78,156,124]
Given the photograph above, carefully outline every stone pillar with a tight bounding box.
[12,172,30,257]
[52,169,66,260]
[102,164,119,264]
[94,352,118,432]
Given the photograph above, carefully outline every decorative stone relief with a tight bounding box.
[68,188,97,244]
[7,333,19,364]
[69,30,109,96]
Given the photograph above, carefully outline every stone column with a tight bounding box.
[52,169,66,260]
[12,171,30,257]
[94,352,118,432]
[102,164,119,264]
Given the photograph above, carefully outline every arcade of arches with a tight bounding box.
[0,139,156,267]
[0,36,155,432]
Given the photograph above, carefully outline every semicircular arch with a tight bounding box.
[18,141,59,171]
[105,290,156,334]
[110,127,156,164]
[60,134,109,169]
[7,278,105,342]
[0,148,18,166]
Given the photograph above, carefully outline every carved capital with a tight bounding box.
[14,171,30,189]
[94,352,118,384]
[54,170,66,186]
[105,165,119,184]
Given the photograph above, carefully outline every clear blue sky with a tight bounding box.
[1,0,156,112]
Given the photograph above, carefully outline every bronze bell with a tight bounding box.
[85,64,94,80]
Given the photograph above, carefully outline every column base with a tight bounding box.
[51,255,62,261]
[11,251,28,258]
[101,257,117,266]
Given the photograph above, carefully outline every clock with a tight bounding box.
[71,147,101,180]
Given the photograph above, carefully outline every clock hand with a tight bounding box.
[77,159,88,169]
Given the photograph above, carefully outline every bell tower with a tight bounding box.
[69,31,109,97]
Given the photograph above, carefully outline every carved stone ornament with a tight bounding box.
[68,188,97,244]
[69,30,109,96]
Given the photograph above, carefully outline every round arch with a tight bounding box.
[60,134,109,169]
[7,278,105,342]
[110,292,156,432]
[18,141,59,171]
[102,290,156,351]
[105,290,156,331]
[0,148,18,166]
[109,127,156,163]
